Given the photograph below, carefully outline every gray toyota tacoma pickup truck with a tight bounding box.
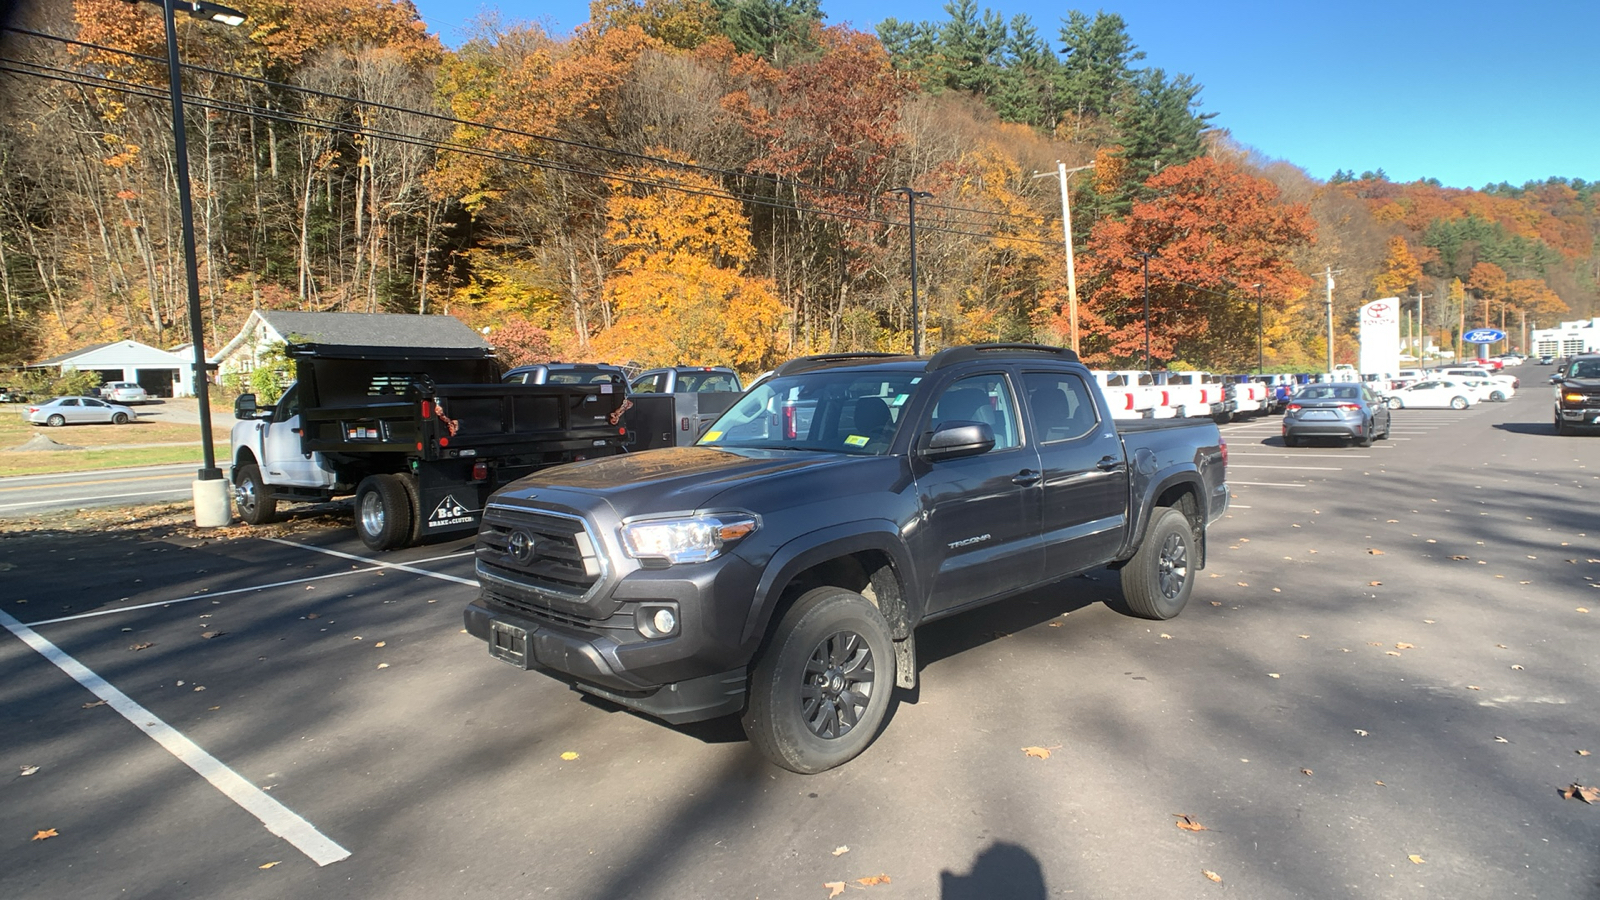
[465,344,1229,772]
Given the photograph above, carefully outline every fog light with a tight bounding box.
[653,608,677,634]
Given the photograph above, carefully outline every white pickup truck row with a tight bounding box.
[1089,370,1272,422]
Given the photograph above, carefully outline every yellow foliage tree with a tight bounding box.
[1372,236,1422,297]
[590,153,788,371]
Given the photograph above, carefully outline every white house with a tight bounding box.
[27,339,196,397]
[212,311,492,383]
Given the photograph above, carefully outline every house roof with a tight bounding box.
[259,312,489,350]
[29,340,188,368]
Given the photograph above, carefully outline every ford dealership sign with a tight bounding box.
[1463,328,1506,344]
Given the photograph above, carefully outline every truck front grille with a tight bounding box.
[477,506,605,608]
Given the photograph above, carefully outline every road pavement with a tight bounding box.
[2,373,1598,899]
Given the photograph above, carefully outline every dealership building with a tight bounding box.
[1530,318,1600,358]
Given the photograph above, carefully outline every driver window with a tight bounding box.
[277,383,301,420]
[929,375,1019,451]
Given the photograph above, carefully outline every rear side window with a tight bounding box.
[1022,372,1099,442]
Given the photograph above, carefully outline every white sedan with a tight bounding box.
[23,396,139,426]
[1385,379,1476,410]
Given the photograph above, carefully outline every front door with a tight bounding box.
[914,372,1044,615]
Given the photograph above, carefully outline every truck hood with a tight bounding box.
[490,445,869,515]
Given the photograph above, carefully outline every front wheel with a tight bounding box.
[743,586,896,774]
[1557,414,1573,436]
[1121,507,1196,620]
[112,412,130,425]
[46,414,65,427]
[234,463,277,525]
[354,474,415,551]
[1490,390,1507,402]
[1450,396,1469,410]
[1387,397,1402,409]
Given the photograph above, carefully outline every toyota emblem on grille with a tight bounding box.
[507,529,538,565]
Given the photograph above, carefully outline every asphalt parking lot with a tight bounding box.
[3,378,1599,899]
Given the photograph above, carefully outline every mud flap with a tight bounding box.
[894,636,917,689]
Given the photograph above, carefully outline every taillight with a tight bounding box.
[1219,437,1228,466]
[1161,391,1170,406]
[783,405,798,439]
[421,399,433,419]
[1124,393,1134,410]
[1337,403,1361,411]
[1285,403,1301,413]
[471,461,488,481]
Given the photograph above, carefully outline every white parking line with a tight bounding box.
[1228,464,1342,470]
[22,550,475,627]
[0,609,352,866]
[265,538,478,586]
[1228,453,1367,458]
[0,488,190,512]
[1227,481,1307,487]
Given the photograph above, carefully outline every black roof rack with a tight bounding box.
[926,343,1078,370]
[773,352,911,377]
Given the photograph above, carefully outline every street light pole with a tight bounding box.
[1032,162,1094,354]
[1135,251,1155,369]
[137,0,246,526]
[888,187,933,355]
[1253,282,1264,374]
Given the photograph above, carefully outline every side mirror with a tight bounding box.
[918,421,995,462]
[234,393,258,420]
[1549,374,1562,385]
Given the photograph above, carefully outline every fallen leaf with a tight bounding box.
[376,663,389,669]
[1022,746,1053,759]
[560,751,580,761]
[201,631,224,639]
[1375,781,1386,786]
[1386,651,1402,657]
[1511,665,1524,671]
[857,874,891,886]
[306,613,319,619]
[1497,644,1508,649]
[1173,813,1208,832]
[1353,729,1369,736]
[1237,582,1249,587]
[32,828,58,841]
[1408,855,1425,865]
[1268,673,1281,679]
[81,699,107,709]
[1368,581,1383,586]
[1579,750,1592,757]
[1579,608,1590,614]
[1047,622,1063,627]
[1209,601,1221,607]
[1367,549,1385,555]
[1202,869,1223,884]
[20,765,39,776]
[375,641,386,648]
[128,642,152,651]
[1424,619,1436,624]
[1467,685,1481,691]
[1395,642,1415,650]
[1298,635,1310,639]
[1451,555,1470,560]
[824,883,846,899]
[832,846,850,857]
[1494,736,1509,743]
[1159,633,1172,639]
[259,861,281,870]
[1300,768,1313,776]
[1561,783,1600,803]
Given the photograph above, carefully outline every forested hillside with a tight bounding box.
[1,0,1594,374]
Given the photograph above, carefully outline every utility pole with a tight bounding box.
[1323,265,1343,372]
[1136,251,1156,369]
[1412,290,1432,362]
[1032,162,1094,354]
[886,187,934,355]
[1254,282,1264,374]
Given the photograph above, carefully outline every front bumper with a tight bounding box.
[463,599,748,724]
[1557,407,1600,426]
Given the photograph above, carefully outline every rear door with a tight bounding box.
[1022,369,1129,575]
[914,371,1044,615]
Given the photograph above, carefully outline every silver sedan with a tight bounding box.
[23,396,138,426]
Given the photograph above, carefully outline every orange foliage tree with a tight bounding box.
[1073,156,1315,368]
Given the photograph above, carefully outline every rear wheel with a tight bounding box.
[234,463,277,525]
[1387,397,1403,409]
[1450,396,1469,410]
[1357,422,1374,447]
[354,474,414,551]
[744,586,896,774]
[1490,390,1507,402]
[1282,434,1299,448]
[1121,507,1196,620]
[46,414,65,427]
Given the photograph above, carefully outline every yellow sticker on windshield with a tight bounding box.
[844,434,869,447]
[703,431,723,441]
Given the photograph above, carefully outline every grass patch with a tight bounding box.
[1,402,232,477]
[0,446,215,477]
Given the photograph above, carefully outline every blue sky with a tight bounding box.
[411,0,1598,191]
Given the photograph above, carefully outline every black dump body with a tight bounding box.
[285,342,627,466]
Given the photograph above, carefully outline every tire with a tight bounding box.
[234,463,277,525]
[1557,414,1573,436]
[1490,390,1506,402]
[1282,434,1298,448]
[1387,397,1402,410]
[46,414,65,427]
[1357,422,1374,447]
[112,412,130,424]
[1121,507,1196,620]
[743,586,896,774]
[1377,414,1391,440]
[354,474,414,551]
[1449,396,1468,410]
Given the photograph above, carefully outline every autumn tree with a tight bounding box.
[1074,156,1315,369]
[1372,236,1422,297]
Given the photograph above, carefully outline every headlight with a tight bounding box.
[1564,392,1587,404]
[619,514,758,564]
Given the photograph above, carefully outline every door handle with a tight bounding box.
[1013,469,1042,486]
[1096,455,1123,471]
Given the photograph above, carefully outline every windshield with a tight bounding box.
[698,370,920,455]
